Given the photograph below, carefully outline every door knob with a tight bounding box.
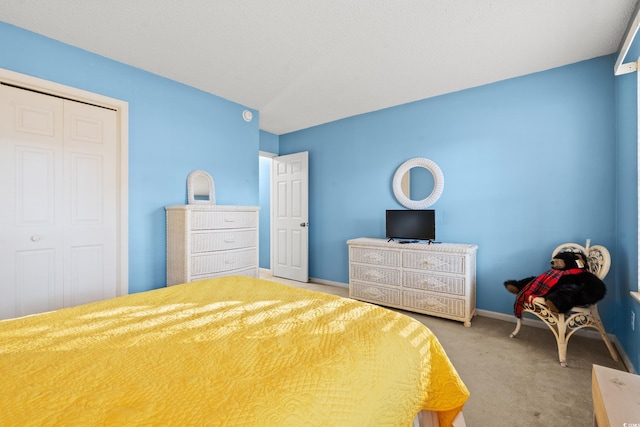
[300,222,309,227]
[31,235,41,242]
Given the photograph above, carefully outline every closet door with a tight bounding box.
[0,84,117,319]
[63,98,117,307]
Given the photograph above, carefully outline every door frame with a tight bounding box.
[0,68,129,296]
[259,151,277,274]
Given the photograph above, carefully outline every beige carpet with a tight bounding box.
[260,272,628,427]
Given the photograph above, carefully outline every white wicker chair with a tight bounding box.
[509,240,619,367]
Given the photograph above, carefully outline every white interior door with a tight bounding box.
[0,84,117,319]
[272,151,309,282]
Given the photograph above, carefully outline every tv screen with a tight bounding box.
[386,210,435,241]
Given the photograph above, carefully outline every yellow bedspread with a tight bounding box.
[0,276,468,426]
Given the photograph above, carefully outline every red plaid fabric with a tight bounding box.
[514,268,585,318]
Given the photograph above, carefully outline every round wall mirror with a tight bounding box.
[392,158,444,209]
[400,166,434,200]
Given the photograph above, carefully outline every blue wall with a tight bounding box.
[0,22,260,293]
[259,130,279,154]
[280,56,618,323]
[616,37,640,371]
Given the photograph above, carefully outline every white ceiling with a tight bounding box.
[1,0,638,135]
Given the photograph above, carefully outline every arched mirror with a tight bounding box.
[187,170,216,205]
[393,158,444,209]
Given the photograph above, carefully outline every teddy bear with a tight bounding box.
[504,251,607,317]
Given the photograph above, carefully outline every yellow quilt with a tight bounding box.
[0,276,468,426]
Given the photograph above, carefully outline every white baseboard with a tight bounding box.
[259,268,349,289]
[309,277,348,289]
[612,335,636,373]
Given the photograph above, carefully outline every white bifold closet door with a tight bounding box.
[0,84,117,320]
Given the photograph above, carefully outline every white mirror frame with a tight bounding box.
[187,170,216,205]
[392,158,444,209]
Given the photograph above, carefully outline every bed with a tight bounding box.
[0,276,468,426]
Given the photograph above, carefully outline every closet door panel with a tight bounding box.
[16,146,56,225]
[15,249,57,317]
[69,245,105,307]
[63,99,117,305]
[0,84,64,319]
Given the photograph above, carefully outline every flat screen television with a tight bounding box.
[386,209,435,242]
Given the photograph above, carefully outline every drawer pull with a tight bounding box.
[416,297,445,309]
[362,252,384,263]
[363,270,385,281]
[225,260,236,265]
[224,239,236,243]
[224,218,237,223]
[420,258,446,268]
[421,279,445,289]
[361,288,385,299]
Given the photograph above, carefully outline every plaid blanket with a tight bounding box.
[514,268,585,318]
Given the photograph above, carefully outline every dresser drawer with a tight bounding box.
[403,291,466,317]
[191,230,257,253]
[350,264,400,286]
[350,282,400,305]
[191,211,257,230]
[402,251,466,274]
[192,266,257,281]
[403,271,466,296]
[191,248,257,275]
[350,247,400,267]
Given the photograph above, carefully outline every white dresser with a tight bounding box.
[165,205,259,286]
[347,238,478,326]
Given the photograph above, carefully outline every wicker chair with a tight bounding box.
[509,240,619,367]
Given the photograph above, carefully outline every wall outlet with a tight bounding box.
[632,311,636,332]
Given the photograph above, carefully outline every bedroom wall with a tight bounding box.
[0,22,260,293]
[279,55,619,329]
[615,36,640,371]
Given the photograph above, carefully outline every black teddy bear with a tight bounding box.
[504,251,607,314]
